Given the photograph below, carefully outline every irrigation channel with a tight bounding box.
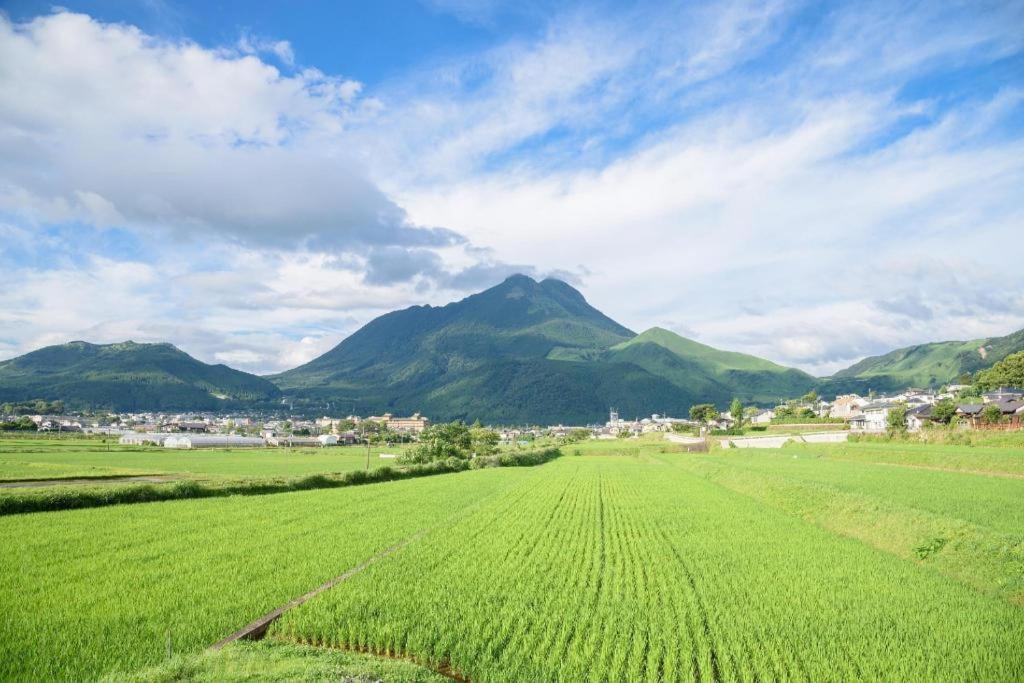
[206,529,470,679]
[209,531,427,650]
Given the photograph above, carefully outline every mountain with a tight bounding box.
[272,275,815,423]
[604,327,817,404]
[821,327,1024,394]
[0,341,280,411]
[10,276,1010,420]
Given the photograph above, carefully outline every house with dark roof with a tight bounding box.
[956,400,1024,428]
[906,405,934,432]
[981,387,1024,403]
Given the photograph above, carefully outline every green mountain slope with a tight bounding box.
[822,327,1024,393]
[605,328,817,404]
[271,275,647,423]
[0,341,280,411]
[272,276,817,422]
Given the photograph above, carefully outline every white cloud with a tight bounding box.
[0,11,447,253]
[236,32,295,67]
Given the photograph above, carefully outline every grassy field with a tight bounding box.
[1,435,1022,681]
[0,437,408,481]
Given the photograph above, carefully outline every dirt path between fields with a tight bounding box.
[284,641,468,682]
[209,530,427,651]
[0,475,179,488]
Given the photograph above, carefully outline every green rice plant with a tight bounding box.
[273,456,1024,681]
[0,467,541,681]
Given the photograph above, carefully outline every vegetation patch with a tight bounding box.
[914,536,949,560]
[104,638,448,682]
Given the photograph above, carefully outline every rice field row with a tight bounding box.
[0,466,538,681]
[272,456,1024,681]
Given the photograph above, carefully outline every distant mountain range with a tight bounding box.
[1,275,1021,421]
[819,327,1024,395]
[0,341,280,411]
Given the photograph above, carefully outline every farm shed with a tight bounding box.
[317,434,339,446]
[164,435,266,449]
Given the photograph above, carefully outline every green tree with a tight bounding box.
[401,421,473,463]
[565,428,591,443]
[974,351,1024,391]
[886,403,907,434]
[689,404,718,425]
[982,404,1003,425]
[729,398,744,428]
[931,398,957,425]
[470,425,500,455]
[801,390,819,405]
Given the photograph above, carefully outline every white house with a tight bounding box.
[861,402,893,432]
[317,434,339,446]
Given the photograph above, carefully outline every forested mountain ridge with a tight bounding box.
[821,327,1024,393]
[604,328,818,405]
[0,341,280,411]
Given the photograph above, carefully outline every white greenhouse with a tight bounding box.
[119,433,175,446]
[163,435,266,449]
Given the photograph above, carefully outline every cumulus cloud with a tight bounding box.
[0,11,451,253]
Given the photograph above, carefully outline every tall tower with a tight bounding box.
[609,408,619,424]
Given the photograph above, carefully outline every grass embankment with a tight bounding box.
[667,448,1024,605]
[105,640,447,683]
[849,429,1024,448]
[788,440,1024,476]
[0,448,561,515]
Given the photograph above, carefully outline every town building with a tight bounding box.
[860,402,893,432]
[829,395,867,420]
[368,412,430,433]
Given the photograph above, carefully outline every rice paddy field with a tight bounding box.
[1,435,1022,681]
[0,437,406,481]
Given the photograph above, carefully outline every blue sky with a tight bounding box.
[0,0,1022,375]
